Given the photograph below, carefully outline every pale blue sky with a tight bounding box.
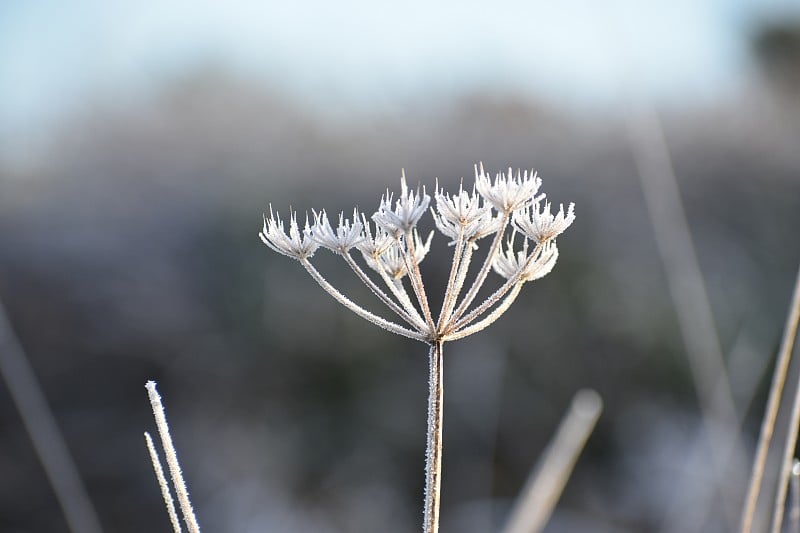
[0,0,798,147]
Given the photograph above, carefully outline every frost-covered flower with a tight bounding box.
[492,233,559,281]
[259,207,319,260]
[431,182,498,246]
[373,173,431,236]
[368,230,433,279]
[475,163,543,213]
[513,201,576,244]
[310,209,364,253]
[356,215,395,260]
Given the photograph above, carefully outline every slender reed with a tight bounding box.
[790,460,800,533]
[259,164,576,532]
[626,102,743,530]
[146,381,201,533]
[502,389,603,533]
[145,432,182,533]
[0,301,103,533]
[741,264,800,533]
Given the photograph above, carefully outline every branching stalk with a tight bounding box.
[404,232,436,333]
[451,213,510,322]
[301,259,427,341]
[444,282,524,342]
[343,252,426,330]
[437,227,466,332]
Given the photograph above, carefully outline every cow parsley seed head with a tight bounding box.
[513,201,576,244]
[493,233,559,281]
[475,163,543,213]
[259,207,319,260]
[356,215,396,260]
[260,163,573,346]
[431,181,498,246]
[311,208,364,253]
[373,172,431,236]
[367,229,433,280]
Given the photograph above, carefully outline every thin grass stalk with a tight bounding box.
[423,341,445,533]
[741,264,800,533]
[145,432,182,533]
[146,381,201,533]
[502,389,603,533]
[0,301,103,533]
[771,336,800,533]
[790,460,800,533]
[626,102,742,530]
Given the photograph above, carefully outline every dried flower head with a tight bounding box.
[373,172,431,236]
[259,163,573,341]
[259,207,318,260]
[310,209,364,253]
[431,182,497,246]
[260,163,575,533]
[513,201,576,244]
[493,233,560,281]
[367,230,434,280]
[475,163,544,214]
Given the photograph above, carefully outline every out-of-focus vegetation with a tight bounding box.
[1,19,799,533]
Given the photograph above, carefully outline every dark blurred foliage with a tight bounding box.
[1,24,800,533]
[754,20,800,97]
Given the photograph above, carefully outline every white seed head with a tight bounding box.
[513,201,576,244]
[310,208,364,253]
[367,229,433,280]
[259,207,319,260]
[475,163,543,213]
[356,214,396,260]
[372,171,431,236]
[431,181,498,246]
[492,233,559,281]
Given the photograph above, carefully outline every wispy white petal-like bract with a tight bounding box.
[259,207,319,260]
[475,163,543,213]
[513,201,576,244]
[311,208,364,253]
[373,173,431,236]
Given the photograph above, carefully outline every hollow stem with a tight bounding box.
[423,341,445,533]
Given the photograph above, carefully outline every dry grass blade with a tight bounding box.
[145,432,183,533]
[146,381,201,533]
[0,301,103,533]
[741,264,800,533]
[502,389,602,533]
[626,102,743,530]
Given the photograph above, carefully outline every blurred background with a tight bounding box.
[1,1,800,532]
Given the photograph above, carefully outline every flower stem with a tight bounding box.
[424,341,445,533]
